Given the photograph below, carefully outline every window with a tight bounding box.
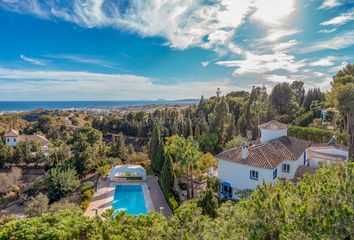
[14,138,16,142]
[282,164,290,173]
[273,168,277,179]
[7,138,9,142]
[250,170,259,180]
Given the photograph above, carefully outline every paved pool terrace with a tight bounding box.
[85,176,172,217]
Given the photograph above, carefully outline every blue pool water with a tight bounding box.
[112,185,148,215]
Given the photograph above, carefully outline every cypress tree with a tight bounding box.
[160,154,174,194]
[198,188,218,218]
[150,124,165,173]
[194,124,201,140]
[186,117,193,137]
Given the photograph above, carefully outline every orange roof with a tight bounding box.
[217,136,310,169]
[258,120,288,130]
[18,134,49,146]
[5,129,19,137]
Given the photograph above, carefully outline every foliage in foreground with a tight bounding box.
[1,163,353,240]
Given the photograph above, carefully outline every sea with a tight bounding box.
[0,100,198,112]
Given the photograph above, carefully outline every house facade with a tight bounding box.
[217,120,310,199]
[4,129,50,155]
[307,144,348,168]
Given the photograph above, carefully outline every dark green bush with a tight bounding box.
[292,111,314,126]
[288,125,333,143]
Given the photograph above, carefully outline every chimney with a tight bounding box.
[242,143,248,160]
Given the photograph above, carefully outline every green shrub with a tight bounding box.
[288,125,333,143]
[276,114,291,124]
[82,189,94,200]
[80,199,90,210]
[80,182,94,194]
[98,164,111,177]
[292,111,313,126]
[167,192,179,212]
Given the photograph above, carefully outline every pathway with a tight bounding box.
[146,175,172,217]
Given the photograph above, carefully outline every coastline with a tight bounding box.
[0,102,196,115]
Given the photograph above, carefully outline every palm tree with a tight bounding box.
[173,137,203,199]
[250,100,267,138]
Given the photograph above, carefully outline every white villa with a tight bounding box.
[217,120,348,199]
[4,129,50,155]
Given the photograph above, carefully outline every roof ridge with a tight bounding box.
[258,147,274,169]
[275,138,296,160]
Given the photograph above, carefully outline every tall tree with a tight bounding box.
[291,81,305,106]
[270,83,299,119]
[211,97,231,145]
[198,188,218,218]
[303,88,325,111]
[331,64,354,161]
[160,154,174,195]
[250,100,267,138]
[109,133,127,160]
[149,124,165,173]
[186,117,193,138]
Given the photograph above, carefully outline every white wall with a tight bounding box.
[278,153,305,179]
[5,137,17,147]
[260,129,287,143]
[218,159,278,195]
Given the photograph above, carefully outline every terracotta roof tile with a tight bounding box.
[5,129,19,137]
[18,134,49,146]
[294,165,316,181]
[217,136,310,169]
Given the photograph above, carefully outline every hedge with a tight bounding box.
[292,111,314,127]
[288,125,333,143]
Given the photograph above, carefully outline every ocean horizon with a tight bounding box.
[0,100,198,112]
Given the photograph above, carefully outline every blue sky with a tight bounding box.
[0,0,353,100]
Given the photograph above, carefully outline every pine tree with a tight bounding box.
[160,154,174,194]
[150,124,165,173]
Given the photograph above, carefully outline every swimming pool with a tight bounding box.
[112,185,148,215]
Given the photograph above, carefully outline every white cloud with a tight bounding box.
[201,61,209,67]
[273,40,299,52]
[261,28,300,42]
[265,74,293,83]
[310,56,336,66]
[300,30,354,53]
[20,54,46,65]
[318,28,337,33]
[318,0,342,9]
[251,0,296,25]
[320,10,354,26]
[216,52,305,75]
[0,67,237,100]
[45,54,116,69]
[0,0,299,52]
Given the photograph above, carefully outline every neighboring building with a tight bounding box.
[4,129,19,147]
[4,129,50,155]
[217,120,310,199]
[307,143,348,168]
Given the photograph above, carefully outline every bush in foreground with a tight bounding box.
[1,163,353,239]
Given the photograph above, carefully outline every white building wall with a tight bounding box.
[218,159,278,194]
[5,137,17,147]
[260,129,288,143]
[278,153,305,179]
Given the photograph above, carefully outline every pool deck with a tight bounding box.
[85,176,172,217]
